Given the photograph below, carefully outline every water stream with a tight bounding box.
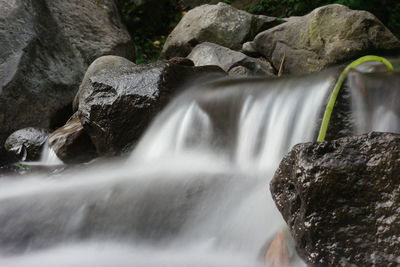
[0,68,398,266]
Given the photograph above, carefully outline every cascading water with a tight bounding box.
[349,70,400,133]
[0,67,397,267]
[38,141,64,166]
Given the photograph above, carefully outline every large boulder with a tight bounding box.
[271,132,400,266]
[78,61,226,155]
[4,128,49,161]
[48,113,97,164]
[0,0,133,163]
[249,4,400,74]
[187,42,275,76]
[161,2,284,58]
[72,56,136,112]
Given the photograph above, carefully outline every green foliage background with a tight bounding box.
[116,0,400,64]
[116,0,184,64]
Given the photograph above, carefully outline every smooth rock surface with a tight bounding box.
[48,113,97,164]
[271,132,400,266]
[249,4,400,74]
[0,0,133,162]
[78,61,226,154]
[188,42,275,76]
[4,128,49,161]
[161,2,283,58]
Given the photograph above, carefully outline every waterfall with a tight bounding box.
[349,70,400,133]
[1,67,397,267]
[39,141,64,166]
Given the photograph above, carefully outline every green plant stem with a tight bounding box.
[317,55,394,142]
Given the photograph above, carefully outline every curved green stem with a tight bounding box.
[317,55,394,142]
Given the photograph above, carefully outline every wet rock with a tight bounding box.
[48,113,97,164]
[4,128,49,161]
[249,4,400,74]
[78,61,226,155]
[73,56,136,112]
[161,2,284,58]
[188,42,275,77]
[0,0,133,162]
[271,132,400,266]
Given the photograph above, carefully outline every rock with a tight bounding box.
[48,113,97,164]
[161,2,284,58]
[46,0,134,65]
[168,57,195,66]
[270,132,400,266]
[73,56,136,112]
[242,41,262,57]
[188,42,275,76]
[78,61,226,155]
[0,0,133,163]
[228,66,254,77]
[249,4,400,74]
[4,128,49,161]
[181,0,260,10]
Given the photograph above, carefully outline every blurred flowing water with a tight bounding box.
[0,67,398,267]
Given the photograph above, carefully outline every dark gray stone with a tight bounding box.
[4,128,49,161]
[271,132,400,266]
[73,56,136,112]
[78,61,226,155]
[0,0,133,163]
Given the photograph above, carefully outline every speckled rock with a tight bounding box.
[271,132,400,266]
[249,4,400,74]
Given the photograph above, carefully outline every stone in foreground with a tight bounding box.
[73,56,136,112]
[271,132,400,266]
[78,61,226,155]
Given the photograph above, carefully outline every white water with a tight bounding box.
[0,70,343,266]
[39,141,64,166]
[21,141,64,167]
[349,70,400,134]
